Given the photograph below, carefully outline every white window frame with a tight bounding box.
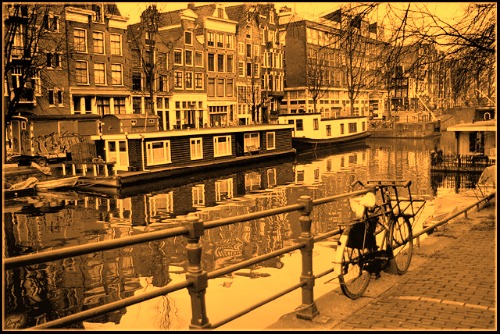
[94,62,106,85]
[111,64,123,85]
[266,132,275,150]
[110,34,122,55]
[190,138,203,160]
[93,31,105,54]
[74,28,87,53]
[213,135,232,157]
[192,184,205,207]
[244,133,260,152]
[146,140,172,165]
[75,61,89,84]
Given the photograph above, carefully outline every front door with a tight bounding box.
[106,140,129,171]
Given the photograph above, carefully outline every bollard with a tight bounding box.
[184,215,211,329]
[296,196,319,320]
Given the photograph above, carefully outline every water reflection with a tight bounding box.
[3,137,479,329]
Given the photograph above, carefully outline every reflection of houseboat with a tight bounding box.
[277,113,370,151]
[70,114,296,189]
[432,107,496,172]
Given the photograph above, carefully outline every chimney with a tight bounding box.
[188,3,195,10]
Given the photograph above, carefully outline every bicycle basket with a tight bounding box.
[346,221,377,249]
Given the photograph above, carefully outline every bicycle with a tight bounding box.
[333,179,426,299]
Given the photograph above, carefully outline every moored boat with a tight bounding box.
[36,176,80,191]
[4,177,38,199]
[277,113,370,151]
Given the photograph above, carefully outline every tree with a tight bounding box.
[3,4,66,123]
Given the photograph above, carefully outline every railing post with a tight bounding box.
[296,196,319,320]
[184,215,211,329]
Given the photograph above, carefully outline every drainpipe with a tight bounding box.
[141,134,145,171]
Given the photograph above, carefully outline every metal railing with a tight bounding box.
[3,188,495,330]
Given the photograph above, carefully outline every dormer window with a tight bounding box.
[92,4,103,23]
[217,8,223,18]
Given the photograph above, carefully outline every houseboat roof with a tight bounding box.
[447,119,496,132]
[102,114,160,120]
[91,124,294,140]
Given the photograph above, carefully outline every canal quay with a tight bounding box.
[4,133,496,330]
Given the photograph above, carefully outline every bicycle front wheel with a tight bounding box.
[334,229,371,299]
[389,216,413,274]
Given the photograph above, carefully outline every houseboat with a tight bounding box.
[277,113,371,151]
[431,107,496,173]
[72,114,296,189]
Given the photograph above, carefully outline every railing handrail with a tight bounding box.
[4,188,494,330]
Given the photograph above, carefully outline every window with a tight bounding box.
[217,33,224,47]
[93,31,104,54]
[215,178,233,202]
[340,123,345,134]
[74,29,87,53]
[157,52,166,69]
[111,64,122,85]
[238,61,244,77]
[227,55,233,73]
[246,44,252,57]
[132,49,141,67]
[190,138,203,160]
[207,80,220,100]
[217,78,224,97]
[97,97,110,115]
[147,140,171,165]
[238,42,245,55]
[43,14,59,31]
[159,75,168,92]
[174,50,183,65]
[195,51,203,67]
[348,122,357,133]
[246,62,252,77]
[266,132,275,150]
[184,31,192,45]
[48,89,55,105]
[185,50,193,66]
[213,135,231,157]
[110,34,122,55]
[92,4,103,22]
[208,53,215,71]
[313,118,319,130]
[132,72,142,90]
[207,32,215,47]
[226,79,233,97]
[326,124,331,136]
[46,53,61,68]
[217,54,224,72]
[75,61,88,84]
[133,97,142,114]
[226,34,233,48]
[296,119,303,131]
[174,71,183,89]
[185,72,193,89]
[114,97,125,114]
[195,73,203,89]
[244,133,260,152]
[94,63,106,85]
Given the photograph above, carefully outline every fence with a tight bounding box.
[431,153,496,172]
[3,188,495,330]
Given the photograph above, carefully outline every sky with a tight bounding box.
[116,2,470,25]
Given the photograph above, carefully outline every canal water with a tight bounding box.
[3,134,482,330]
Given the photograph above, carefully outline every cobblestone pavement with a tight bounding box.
[268,197,496,331]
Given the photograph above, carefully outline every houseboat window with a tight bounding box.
[245,172,261,192]
[109,142,116,152]
[119,141,126,152]
[340,123,345,135]
[348,122,357,134]
[313,118,319,130]
[147,140,171,165]
[214,135,232,157]
[326,125,332,137]
[362,121,366,132]
[296,119,304,131]
[244,133,260,152]
[192,185,205,207]
[266,132,275,150]
[190,138,203,160]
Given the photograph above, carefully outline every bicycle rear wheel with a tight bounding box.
[334,228,371,299]
[389,216,413,274]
